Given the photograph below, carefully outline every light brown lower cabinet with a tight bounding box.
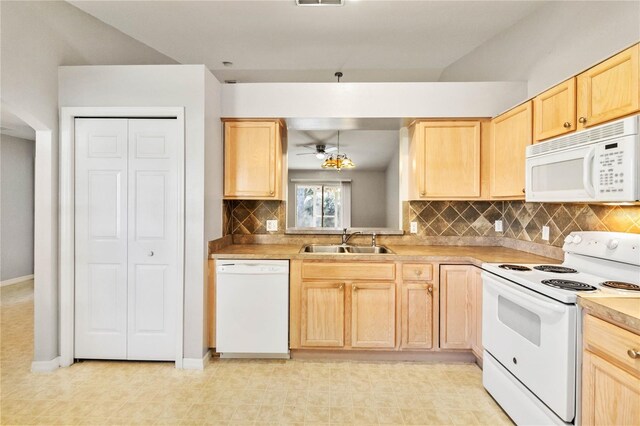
[287,260,483,358]
[351,282,396,348]
[401,282,434,349]
[300,281,346,348]
[439,264,483,356]
[581,314,640,425]
[469,267,483,359]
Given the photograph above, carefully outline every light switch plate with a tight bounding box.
[542,225,550,241]
[266,220,278,232]
[494,220,503,232]
[410,221,418,234]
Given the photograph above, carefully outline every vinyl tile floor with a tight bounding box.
[1,280,512,425]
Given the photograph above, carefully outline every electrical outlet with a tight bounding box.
[266,220,278,232]
[494,220,503,232]
[410,221,418,234]
[542,225,550,241]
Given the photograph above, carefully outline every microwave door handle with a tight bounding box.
[485,275,566,315]
[583,147,596,198]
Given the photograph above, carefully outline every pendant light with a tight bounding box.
[321,72,356,171]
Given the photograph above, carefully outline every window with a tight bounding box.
[295,183,344,228]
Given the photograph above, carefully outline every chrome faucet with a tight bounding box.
[341,228,362,245]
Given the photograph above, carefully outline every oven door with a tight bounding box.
[526,143,597,202]
[482,272,577,422]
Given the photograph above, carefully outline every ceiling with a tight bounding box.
[288,129,398,171]
[68,0,546,83]
[1,109,35,140]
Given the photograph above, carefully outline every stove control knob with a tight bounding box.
[564,235,574,244]
[607,239,619,250]
[573,235,583,244]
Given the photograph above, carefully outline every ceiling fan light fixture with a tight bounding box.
[315,152,325,160]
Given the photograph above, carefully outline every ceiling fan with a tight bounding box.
[296,143,338,159]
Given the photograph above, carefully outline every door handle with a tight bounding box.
[583,147,596,198]
[148,251,155,257]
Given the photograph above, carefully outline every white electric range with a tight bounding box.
[480,231,640,426]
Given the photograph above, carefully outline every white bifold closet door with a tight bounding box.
[75,118,179,361]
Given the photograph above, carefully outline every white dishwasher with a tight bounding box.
[216,260,289,358]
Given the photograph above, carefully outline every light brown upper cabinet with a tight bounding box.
[577,44,640,129]
[534,78,576,141]
[409,120,483,199]
[490,101,532,199]
[223,119,286,199]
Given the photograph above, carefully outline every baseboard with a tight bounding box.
[182,349,211,370]
[31,356,60,372]
[1,274,34,287]
[291,349,477,363]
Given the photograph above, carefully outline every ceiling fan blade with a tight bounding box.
[296,152,316,156]
[325,146,338,152]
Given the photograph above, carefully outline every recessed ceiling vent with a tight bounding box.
[296,0,344,6]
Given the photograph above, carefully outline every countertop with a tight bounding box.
[578,295,640,334]
[209,244,558,266]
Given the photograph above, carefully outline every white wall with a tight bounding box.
[440,1,640,99]
[59,65,222,361]
[222,82,527,118]
[204,69,224,350]
[1,134,35,281]
[385,148,400,229]
[0,0,175,364]
[287,169,389,228]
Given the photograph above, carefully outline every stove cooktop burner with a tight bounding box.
[541,279,597,291]
[601,281,640,291]
[498,264,532,271]
[534,265,578,274]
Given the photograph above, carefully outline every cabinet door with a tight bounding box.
[439,265,472,349]
[534,78,576,141]
[490,102,532,198]
[417,121,481,198]
[351,282,396,348]
[577,44,640,128]
[469,267,483,359]
[401,283,434,349]
[300,282,345,347]
[582,350,640,426]
[224,120,281,199]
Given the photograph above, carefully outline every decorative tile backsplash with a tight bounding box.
[407,200,640,247]
[503,201,640,246]
[224,199,640,248]
[225,200,285,235]
[405,201,503,238]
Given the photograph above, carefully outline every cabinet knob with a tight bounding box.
[269,190,275,196]
[563,122,571,128]
[415,269,422,276]
[427,285,433,293]
[522,188,526,194]
[420,191,426,197]
[628,349,640,359]
[353,285,358,291]
[339,283,345,290]
[578,117,587,124]
[148,251,155,257]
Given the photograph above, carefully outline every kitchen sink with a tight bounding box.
[300,244,394,254]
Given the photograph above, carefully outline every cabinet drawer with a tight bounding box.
[584,314,640,376]
[402,263,433,281]
[302,262,395,281]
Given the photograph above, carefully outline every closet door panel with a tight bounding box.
[74,119,129,359]
[127,119,179,361]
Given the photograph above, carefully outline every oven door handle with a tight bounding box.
[583,146,596,198]
[484,274,567,315]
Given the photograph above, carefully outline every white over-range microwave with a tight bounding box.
[526,114,640,203]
